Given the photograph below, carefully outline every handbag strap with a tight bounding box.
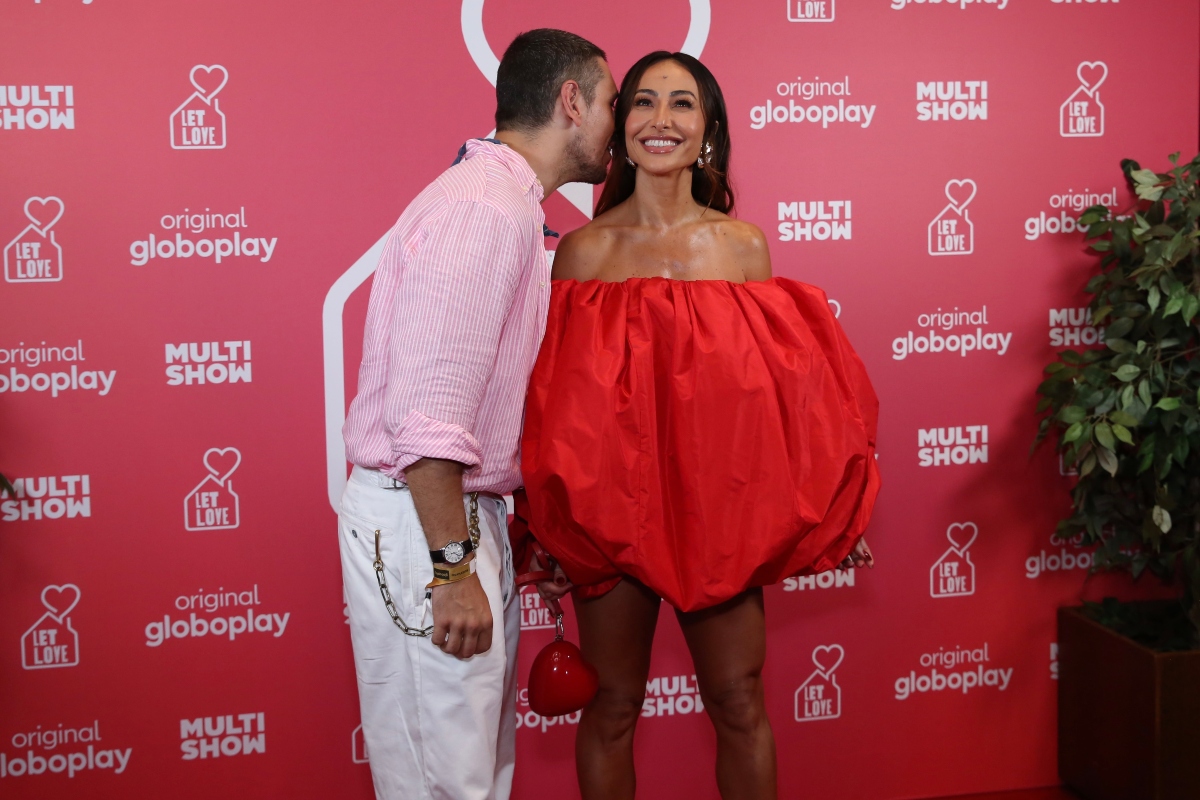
[514,537,555,588]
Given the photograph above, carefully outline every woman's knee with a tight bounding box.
[702,676,767,736]
[583,687,645,740]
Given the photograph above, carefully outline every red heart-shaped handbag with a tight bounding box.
[512,531,599,717]
[527,614,599,717]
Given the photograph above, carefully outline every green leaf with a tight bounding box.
[1079,452,1097,476]
[1115,364,1142,382]
[1159,452,1175,480]
[1152,505,1173,533]
[1059,405,1088,424]
[1061,350,1085,365]
[1148,285,1162,312]
[1138,379,1153,408]
[1131,168,1160,186]
[1096,446,1119,476]
[1063,422,1084,443]
[1094,422,1115,449]
[1184,295,1200,324]
[1110,409,1139,427]
[1106,337,1135,354]
[1163,295,1184,316]
[1155,397,1181,411]
[1106,317,1134,339]
[1112,423,1134,444]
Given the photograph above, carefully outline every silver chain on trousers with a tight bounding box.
[371,492,481,638]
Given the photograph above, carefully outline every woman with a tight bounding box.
[517,51,880,799]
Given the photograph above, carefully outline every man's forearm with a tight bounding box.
[404,457,470,551]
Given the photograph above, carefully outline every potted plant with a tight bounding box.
[1036,153,1200,800]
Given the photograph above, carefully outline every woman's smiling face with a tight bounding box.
[625,59,705,174]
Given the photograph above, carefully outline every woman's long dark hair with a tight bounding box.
[594,51,734,217]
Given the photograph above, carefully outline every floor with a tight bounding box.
[945,788,1078,800]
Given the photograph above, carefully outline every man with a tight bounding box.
[339,29,617,800]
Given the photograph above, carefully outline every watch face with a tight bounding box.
[443,541,465,564]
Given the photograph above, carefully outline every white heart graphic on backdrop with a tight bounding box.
[41,584,81,619]
[24,196,65,234]
[944,179,977,212]
[811,643,845,674]
[203,447,242,485]
[460,0,711,87]
[946,522,979,552]
[1077,61,1108,95]
[190,65,229,102]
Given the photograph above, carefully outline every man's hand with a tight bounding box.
[431,570,493,659]
[405,457,495,660]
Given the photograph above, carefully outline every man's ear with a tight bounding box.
[557,80,585,128]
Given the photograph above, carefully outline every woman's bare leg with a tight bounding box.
[677,588,776,799]
[573,578,662,800]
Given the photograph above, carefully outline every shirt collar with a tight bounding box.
[456,139,542,201]
[453,139,559,238]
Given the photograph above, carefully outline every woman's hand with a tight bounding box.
[838,538,874,570]
[530,551,573,616]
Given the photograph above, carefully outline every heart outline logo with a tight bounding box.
[203,447,242,485]
[459,0,710,220]
[811,643,844,675]
[1076,61,1108,97]
[24,196,65,235]
[189,65,229,103]
[460,0,711,88]
[944,179,977,212]
[946,522,979,553]
[41,584,81,621]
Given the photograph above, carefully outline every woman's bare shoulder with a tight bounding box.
[551,213,623,281]
[706,216,772,280]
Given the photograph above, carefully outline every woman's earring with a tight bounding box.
[626,156,637,168]
[696,141,713,168]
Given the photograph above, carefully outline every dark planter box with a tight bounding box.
[1058,605,1200,800]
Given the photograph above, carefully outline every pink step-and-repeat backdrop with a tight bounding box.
[2,1,1197,798]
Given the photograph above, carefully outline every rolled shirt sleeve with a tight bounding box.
[383,200,524,477]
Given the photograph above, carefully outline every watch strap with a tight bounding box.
[429,537,475,564]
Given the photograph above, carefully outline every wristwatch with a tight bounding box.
[429,538,475,565]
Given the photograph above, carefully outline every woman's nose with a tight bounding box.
[652,103,671,130]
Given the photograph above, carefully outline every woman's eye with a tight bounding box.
[634,98,652,107]
[673,100,694,109]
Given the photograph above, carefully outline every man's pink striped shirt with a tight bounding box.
[343,140,552,494]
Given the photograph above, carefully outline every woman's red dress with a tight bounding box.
[517,277,880,612]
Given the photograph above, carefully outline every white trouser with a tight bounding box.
[339,465,519,800]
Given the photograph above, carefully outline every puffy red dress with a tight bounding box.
[516,277,880,612]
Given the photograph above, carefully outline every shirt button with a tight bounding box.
[540,282,545,287]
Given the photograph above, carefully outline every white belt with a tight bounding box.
[351,465,408,489]
[349,466,509,510]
